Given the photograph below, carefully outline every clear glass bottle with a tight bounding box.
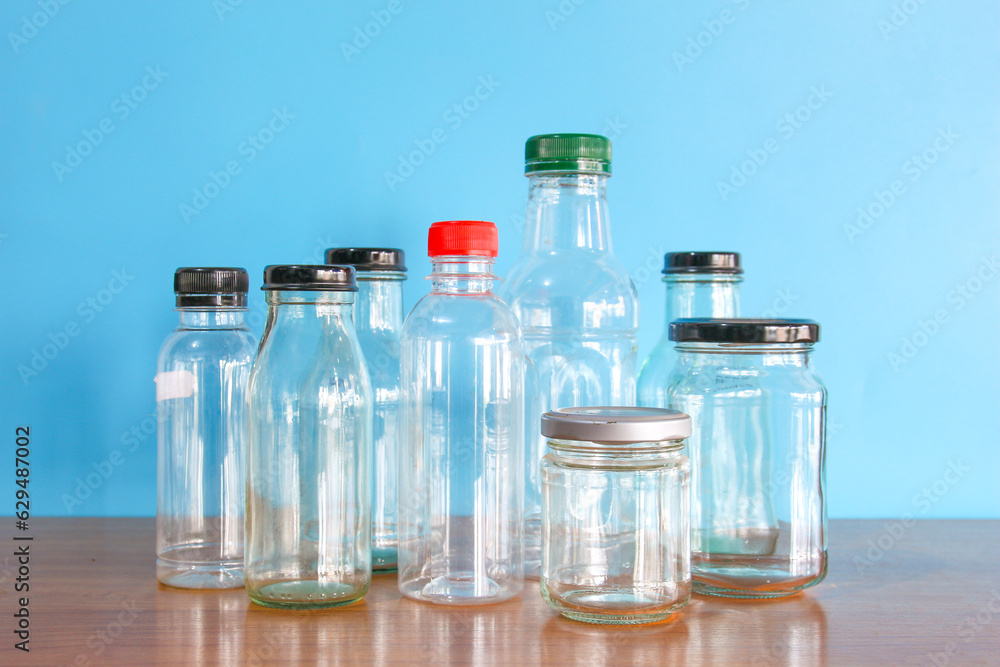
[667,319,827,598]
[246,265,372,609]
[540,407,692,625]
[498,134,638,578]
[156,267,256,589]
[398,220,525,605]
[638,252,742,409]
[325,247,407,573]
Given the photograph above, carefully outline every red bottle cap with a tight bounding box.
[427,220,499,258]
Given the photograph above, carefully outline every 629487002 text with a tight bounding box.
[13,426,32,653]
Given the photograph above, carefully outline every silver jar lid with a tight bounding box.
[541,407,692,444]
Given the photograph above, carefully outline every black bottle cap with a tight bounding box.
[261,265,358,291]
[663,252,742,275]
[173,267,248,308]
[324,247,407,272]
[669,318,820,344]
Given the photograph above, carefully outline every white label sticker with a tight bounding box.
[155,370,197,401]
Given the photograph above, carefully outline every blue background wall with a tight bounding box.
[1,1,997,518]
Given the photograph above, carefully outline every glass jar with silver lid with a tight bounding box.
[540,407,692,625]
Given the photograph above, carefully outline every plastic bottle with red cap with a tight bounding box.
[397,220,525,605]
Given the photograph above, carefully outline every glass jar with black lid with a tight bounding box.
[666,318,827,598]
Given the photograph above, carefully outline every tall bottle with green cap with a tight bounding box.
[498,133,639,578]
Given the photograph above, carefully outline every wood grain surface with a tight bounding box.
[0,519,997,665]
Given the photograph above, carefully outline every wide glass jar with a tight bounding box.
[540,407,692,624]
[667,319,827,598]
[246,265,373,609]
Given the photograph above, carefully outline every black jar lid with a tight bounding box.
[669,318,820,344]
[261,265,358,291]
[663,252,742,275]
[174,267,248,307]
[324,247,407,272]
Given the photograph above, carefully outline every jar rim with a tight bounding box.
[674,341,814,354]
[546,437,687,452]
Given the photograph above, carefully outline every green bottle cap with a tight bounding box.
[524,133,612,175]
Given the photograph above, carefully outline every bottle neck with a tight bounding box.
[264,290,355,325]
[356,272,405,332]
[178,308,247,329]
[523,172,612,253]
[664,274,742,328]
[429,257,497,294]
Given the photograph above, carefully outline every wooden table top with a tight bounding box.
[0,519,997,666]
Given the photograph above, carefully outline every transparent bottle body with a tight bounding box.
[667,343,827,598]
[637,273,741,409]
[541,441,691,624]
[246,291,372,609]
[354,272,404,572]
[498,172,638,577]
[156,308,256,589]
[398,258,525,605]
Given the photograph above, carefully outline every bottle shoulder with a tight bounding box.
[501,254,636,295]
[668,360,826,401]
[250,329,370,398]
[157,327,257,370]
[498,255,637,323]
[403,291,523,337]
[498,256,638,331]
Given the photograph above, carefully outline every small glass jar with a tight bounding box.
[540,407,692,625]
[667,319,827,599]
[156,268,257,589]
[246,265,373,609]
[638,251,742,410]
[326,247,407,573]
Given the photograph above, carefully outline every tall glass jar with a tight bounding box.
[498,134,638,578]
[156,268,256,589]
[667,319,827,598]
[246,265,372,609]
[398,220,525,605]
[326,247,406,573]
[638,252,742,409]
[540,407,692,625]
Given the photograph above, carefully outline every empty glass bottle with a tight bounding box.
[498,134,638,578]
[398,221,525,605]
[638,252,742,409]
[246,265,372,609]
[156,267,256,589]
[541,407,692,625]
[326,247,407,572]
[667,319,827,598]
